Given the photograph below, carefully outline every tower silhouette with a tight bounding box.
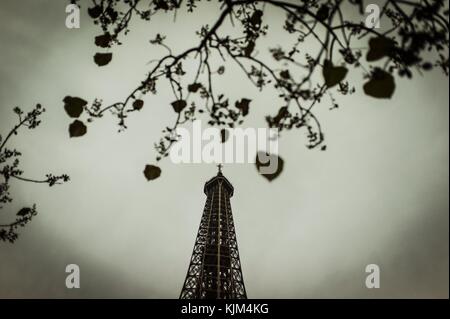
[180,165,247,299]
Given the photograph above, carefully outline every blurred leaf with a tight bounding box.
[323,59,348,88]
[255,152,284,182]
[280,70,291,79]
[188,83,202,93]
[63,96,87,118]
[249,9,263,27]
[422,62,433,70]
[105,7,118,22]
[171,100,187,113]
[143,164,161,181]
[95,33,112,48]
[16,207,31,217]
[235,98,251,116]
[154,0,169,10]
[69,120,87,137]
[363,68,396,98]
[317,5,329,21]
[94,52,112,66]
[88,5,102,19]
[133,99,144,110]
[367,37,395,62]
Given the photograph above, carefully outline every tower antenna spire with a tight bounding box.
[217,163,223,174]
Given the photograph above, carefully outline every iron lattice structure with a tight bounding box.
[180,169,247,299]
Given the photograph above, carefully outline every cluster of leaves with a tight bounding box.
[66,0,448,181]
[0,205,37,243]
[0,105,69,243]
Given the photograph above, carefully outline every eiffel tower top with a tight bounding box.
[180,164,246,299]
[204,164,234,197]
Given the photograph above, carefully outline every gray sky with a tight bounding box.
[0,0,448,298]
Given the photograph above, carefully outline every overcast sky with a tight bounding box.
[0,0,448,298]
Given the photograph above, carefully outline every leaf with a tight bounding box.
[363,68,396,99]
[280,70,291,79]
[171,100,187,113]
[143,164,161,181]
[133,99,144,110]
[317,5,329,21]
[105,7,118,22]
[17,207,31,217]
[188,83,202,93]
[63,96,87,118]
[249,9,263,27]
[88,5,102,19]
[94,52,112,66]
[422,62,433,70]
[235,98,251,116]
[323,60,348,88]
[220,129,229,143]
[255,152,284,182]
[366,37,395,62]
[69,120,87,137]
[95,33,112,48]
[154,0,169,10]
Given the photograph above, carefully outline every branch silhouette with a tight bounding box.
[0,105,69,243]
[65,0,448,180]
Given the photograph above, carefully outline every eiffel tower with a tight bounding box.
[180,165,247,299]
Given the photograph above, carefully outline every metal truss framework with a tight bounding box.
[180,171,247,299]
